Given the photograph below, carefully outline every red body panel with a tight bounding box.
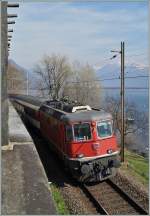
[40,111,66,156]
[69,135,118,158]
[39,112,119,159]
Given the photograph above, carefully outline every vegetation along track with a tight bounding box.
[80,179,148,215]
[21,116,148,215]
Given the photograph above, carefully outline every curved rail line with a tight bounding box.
[80,179,148,215]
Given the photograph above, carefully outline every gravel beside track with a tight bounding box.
[60,183,97,214]
[83,180,147,215]
[111,169,149,212]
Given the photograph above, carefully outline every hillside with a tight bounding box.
[7,59,27,94]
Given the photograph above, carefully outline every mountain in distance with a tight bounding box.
[8,59,36,86]
[8,59,28,77]
[9,59,148,89]
[95,62,149,113]
[8,59,38,94]
[95,63,148,88]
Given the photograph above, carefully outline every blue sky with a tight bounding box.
[9,1,148,70]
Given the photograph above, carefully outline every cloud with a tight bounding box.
[10,2,148,69]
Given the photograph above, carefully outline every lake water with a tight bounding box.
[103,89,148,112]
[102,89,149,155]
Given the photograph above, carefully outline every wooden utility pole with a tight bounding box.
[121,41,125,162]
[111,41,125,162]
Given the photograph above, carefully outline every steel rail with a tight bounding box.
[80,180,148,215]
[107,179,148,215]
[80,184,108,215]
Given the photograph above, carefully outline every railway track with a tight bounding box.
[21,117,148,215]
[80,179,148,215]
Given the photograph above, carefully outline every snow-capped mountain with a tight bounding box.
[95,63,149,88]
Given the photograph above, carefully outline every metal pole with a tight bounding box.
[121,41,125,162]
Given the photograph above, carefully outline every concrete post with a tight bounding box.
[0,1,8,146]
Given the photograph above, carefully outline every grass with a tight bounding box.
[50,183,70,215]
[121,149,149,186]
[49,150,148,213]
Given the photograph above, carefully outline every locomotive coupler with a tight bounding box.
[93,163,101,174]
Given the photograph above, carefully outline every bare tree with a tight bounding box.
[34,54,72,99]
[63,62,101,107]
[104,96,148,139]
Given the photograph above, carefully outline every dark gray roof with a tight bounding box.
[61,109,112,123]
[10,94,112,123]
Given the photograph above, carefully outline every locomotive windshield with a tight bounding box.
[66,125,73,141]
[74,123,91,141]
[97,121,112,138]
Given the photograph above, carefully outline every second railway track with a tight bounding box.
[81,179,148,215]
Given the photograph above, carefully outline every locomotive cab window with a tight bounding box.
[97,121,112,138]
[74,123,91,141]
[66,125,73,141]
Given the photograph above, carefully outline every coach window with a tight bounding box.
[74,123,91,141]
[66,125,73,141]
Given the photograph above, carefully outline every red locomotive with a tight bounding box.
[11,94,120,182]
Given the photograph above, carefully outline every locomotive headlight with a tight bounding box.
[107,149,113,154]
[77,153,84,158]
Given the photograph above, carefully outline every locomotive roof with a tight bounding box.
[10,94,112,122]
[40,103,112,123]
[61,109,112,123]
